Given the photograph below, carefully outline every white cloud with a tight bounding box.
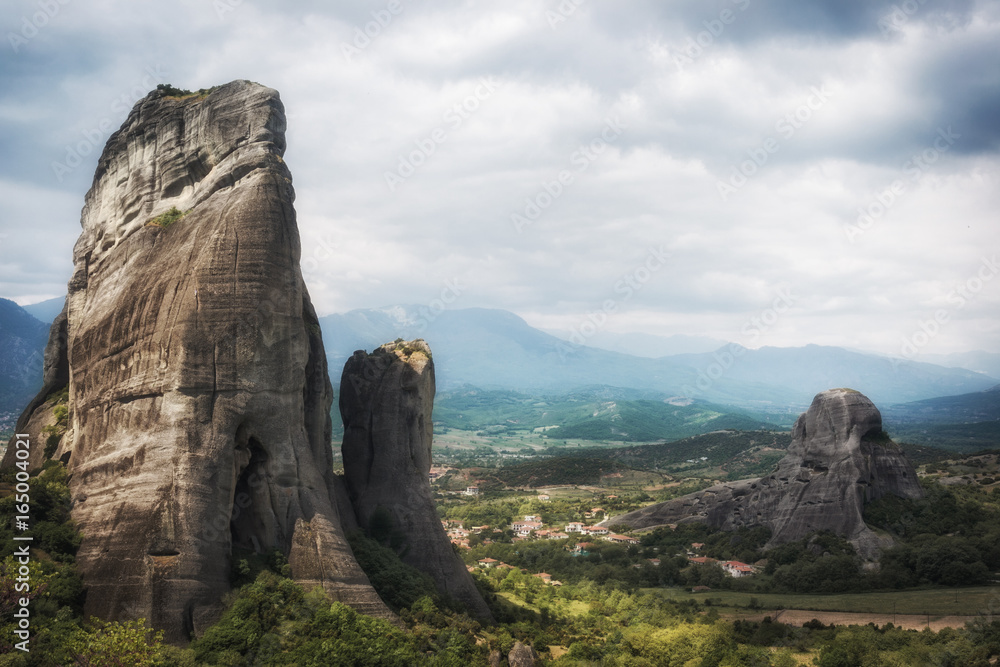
[0,0,998,357]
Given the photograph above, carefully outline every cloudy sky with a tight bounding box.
[1,0,998,359]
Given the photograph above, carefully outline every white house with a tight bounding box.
[721,561,755,578]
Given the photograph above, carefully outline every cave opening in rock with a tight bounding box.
[230,434,273,555]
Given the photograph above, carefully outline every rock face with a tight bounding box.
[7,81,392,641]
[340,340,493,620]
[610,389,923,558]
[508,641,541,667]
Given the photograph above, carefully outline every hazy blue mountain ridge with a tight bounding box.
[0,298,49,413]
[319,307,998,410]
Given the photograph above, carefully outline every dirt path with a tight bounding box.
[731,609,977,631]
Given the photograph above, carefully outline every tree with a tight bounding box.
[67,619,163,667]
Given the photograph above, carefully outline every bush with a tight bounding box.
[346,531,439,612]
[66,618,163,667]
[145,207,186,228]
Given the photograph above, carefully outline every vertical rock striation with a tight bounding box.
[609,389,924,558]
[8,81,392,641]
[340,340,494,621]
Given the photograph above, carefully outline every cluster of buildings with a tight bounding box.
[443,514,640,549]
[443,520,498,549]
[686,543,756,578]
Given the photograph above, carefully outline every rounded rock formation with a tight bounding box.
[609,388,924,559]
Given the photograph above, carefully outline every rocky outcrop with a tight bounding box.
[7,81,392,642]
[508,641,542,666]
[340,340,494,621]
[610,389,923,558]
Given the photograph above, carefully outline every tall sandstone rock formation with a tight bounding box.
[6,81,393,641]
[340,340,494,621]
[610,389,923,558]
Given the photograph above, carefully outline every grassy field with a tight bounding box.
[657,586,1000,617]
[495,591,590,618]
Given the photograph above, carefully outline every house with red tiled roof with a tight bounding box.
[688,556,717,565]
[721,560,755,577]
[535,529,569,540]
[606,533,639,545]
[512,520,543,537]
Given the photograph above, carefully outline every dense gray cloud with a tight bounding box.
[0,0,997,360]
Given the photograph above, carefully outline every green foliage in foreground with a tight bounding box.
[190,572,424,666]
[346,530,440,612]
[0,462,154,666]
[3,459,1000,665]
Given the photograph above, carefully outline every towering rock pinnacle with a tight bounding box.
[7,81,392,641]
[610,389,924,558]
[340,340,494,621]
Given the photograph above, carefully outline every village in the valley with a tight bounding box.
[433,467,759,589]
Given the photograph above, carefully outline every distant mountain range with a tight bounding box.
[0,298,49,413]
[541,329,728,357]
[919,351,1000,380]
[21,296,64,324]
[2,299,998,425]
[880,385,1000,451]
[319,306,998,411]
